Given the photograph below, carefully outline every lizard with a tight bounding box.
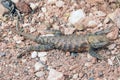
[12,23,110,60]
[1,1,110,60]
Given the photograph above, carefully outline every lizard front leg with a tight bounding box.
[17,44,54,58]
[88,47,106,60]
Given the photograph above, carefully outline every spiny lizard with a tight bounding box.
[13,27,109,60]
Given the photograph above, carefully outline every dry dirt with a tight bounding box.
[0,0,120,80]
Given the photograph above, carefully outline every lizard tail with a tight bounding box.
[13,29,37,41]
[11,15,37,41]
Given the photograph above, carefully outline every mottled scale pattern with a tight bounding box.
[36,35,89,52]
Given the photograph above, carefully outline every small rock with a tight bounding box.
[30,27,36,33]
[65,52,71,56]
[87,20,97,27]
[40,56,47,63]
[68,9,86,25]
[38,52,47,57]
[21,59,26,63]
[118,77,120,80]
[13,35,24,44]
[47,0,56,4]
[108,59,113,66]
[107,44,116,50]
[22,23,30,27]
[69,64,79,71]
[47,69,64,80]
[34,62,45,71]
[29,3,39,11]
[107,8,120,28]
[55,0,64,8]
[41,7,47,13]
[111,49,117,54]
[79,72,84,78]
[73,73,79,79]
[31,51,37,58]
[93,11,106,17]
[35,71,45,77]
[74,24,85,30]
[104,17,110,24]
[107,27,119,40]
[63,27,76,35]
[84,62,93,67]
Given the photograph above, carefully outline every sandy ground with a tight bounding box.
[0,0,120,80]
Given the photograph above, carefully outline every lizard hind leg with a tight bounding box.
[17,44,54,58]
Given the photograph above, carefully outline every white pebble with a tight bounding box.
[55,0,64,7]
[47,69,64,80]
[41,7,47,13]
[94,11,106,17]
[31,51,38,58]
[68,9,86,25]
[29,3,39,11]
[40,56,47,63]
[35,71,45,77]
[34,62,44,71]
[30,27,36,33]
[13,35,23,44]
[87,20,97,27]
[73,73,79,79]
[107,44,116,50]
[108,59,113,66]
[47,0,56,4]
[38,52,47,57]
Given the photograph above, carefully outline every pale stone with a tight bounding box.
[31,51,38,58]
[107,9,120,28]
[73,73,79,79]
[107,44,116,50]
[34,62,44,71]
[108,59,113,66]
[47,0,57,4]
[29,3,39,11]
[13,35,24,44]
[94,11,106,17]
[87,20,97,27]
[35,71,45,77]
[38,52,47,57]
[30,27,36,33]
[68,9,86,25]
[41,7,47,13]
[47,69,64,80]
[40,56,47,63]
[55,0,64,7]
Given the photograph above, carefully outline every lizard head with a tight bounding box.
[87,35,109,49]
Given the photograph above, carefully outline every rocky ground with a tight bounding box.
[0,0,120,80]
